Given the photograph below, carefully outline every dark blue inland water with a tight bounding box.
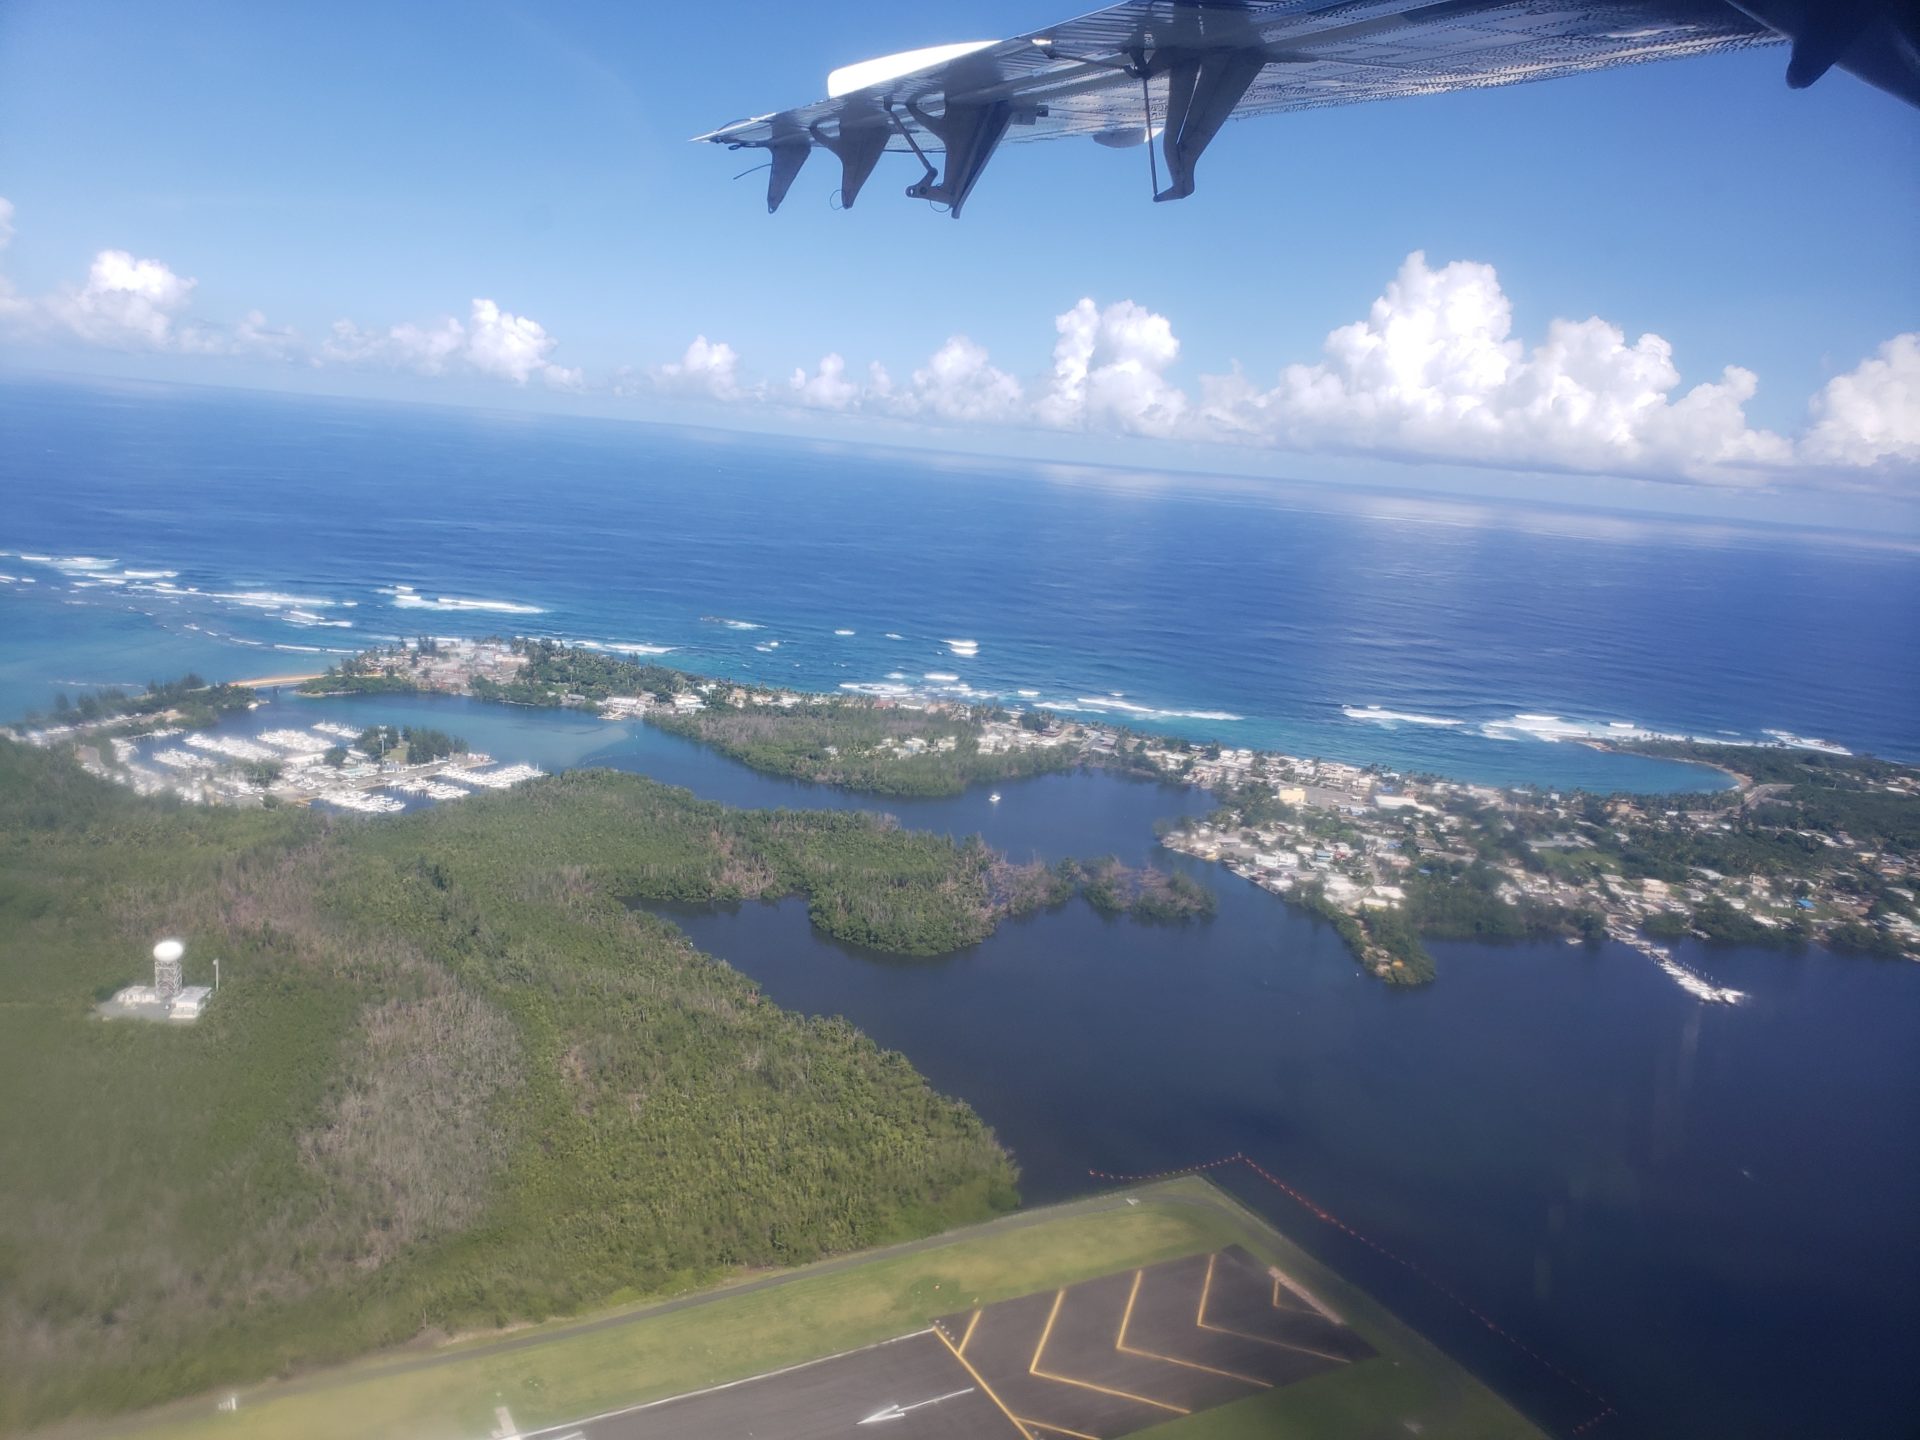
[207,690,1920,1436]
[665,892,1920,1440]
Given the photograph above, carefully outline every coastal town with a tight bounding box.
[10,636,1916,990]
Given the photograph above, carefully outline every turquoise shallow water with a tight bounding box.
[7,376,1917,792]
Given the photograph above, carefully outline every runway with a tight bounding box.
[520,1331,1011,1440]
[525,1246,1373,1440]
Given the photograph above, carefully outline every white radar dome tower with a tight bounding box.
[152,939,184,1006]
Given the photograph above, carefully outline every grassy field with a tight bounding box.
[0,745,1020,1431]
[52,1177,1543,1440]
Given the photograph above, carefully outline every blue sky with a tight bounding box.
[2,1,1915,524]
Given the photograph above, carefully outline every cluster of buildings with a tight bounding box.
[52,707,542,815]
[369,638,528,693]
[876,733,959,759]
[1137,738,1917,981]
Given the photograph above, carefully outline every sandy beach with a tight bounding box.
[232,672,326,687]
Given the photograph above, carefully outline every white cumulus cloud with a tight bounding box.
[789,352,861,411]
[1799,333,1920,469]
[898,336,1026,424]
[37,248,199,349]
[652,335,748,401]
[688,250,1914,490]
[1194,253,1792,481]
[321,297,579,388]
[0,197,300,358]
[1035,297,1186,436]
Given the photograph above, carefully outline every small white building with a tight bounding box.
[99,940,214,1024]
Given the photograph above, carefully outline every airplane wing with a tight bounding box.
[693,1,1918,217]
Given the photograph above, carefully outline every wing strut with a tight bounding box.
[1154,48,1268,202]
[903,98,1015,217]
[1130,49,1165,200]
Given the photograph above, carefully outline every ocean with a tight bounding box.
[4,376,1916,789]
[5,376,1920,1438]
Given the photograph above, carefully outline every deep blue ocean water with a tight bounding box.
[5,377,1917,789]
[4,378,1919,1437]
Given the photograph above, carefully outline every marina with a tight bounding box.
[35,705,551,815]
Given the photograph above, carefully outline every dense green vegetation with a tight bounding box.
[1071,856,1217,922]
[0,742,1025,1430]
[499,636,689,702]
[466,640,1076,795]
[1405,860,1606,945]
[1292,886,1435,985]
[20,674,256,731]
[651,701,1077,798]
[354,723,467,765]
[297,653,421,696]
[296,671,420,696]
[1619,741,1916,857]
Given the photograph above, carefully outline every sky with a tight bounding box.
[1,0,1916,528]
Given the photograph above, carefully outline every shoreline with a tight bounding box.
[230,671,327,687]
[274,642,1919,976]
[18,643,1917,978]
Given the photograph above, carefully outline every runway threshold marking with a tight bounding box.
[1116,1268,1271,1388]
[518,1331,938,1439]
[859,1387,975,1424]
[1013,1418,1102,1439]
[1030,1287,1189,1415]
[932,1323,1035,1440]
[1196,1254,1352,1364]
[1271,1266,1342,1323]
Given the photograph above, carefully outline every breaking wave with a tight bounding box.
[579,640,675,656]
[1343,705,1463,728]
[383,584,545,615]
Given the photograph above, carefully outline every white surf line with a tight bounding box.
[516,1330,936,1438]
[860,1387,975,1423]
